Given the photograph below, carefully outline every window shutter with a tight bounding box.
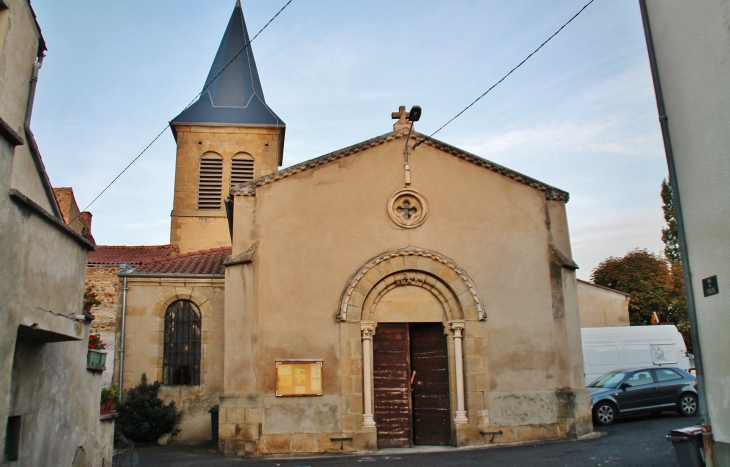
[198,155,223,210]
[231,156,255,187]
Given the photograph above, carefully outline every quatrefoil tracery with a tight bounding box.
[387,189,428,228]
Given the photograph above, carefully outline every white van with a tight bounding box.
[581,325,691,385]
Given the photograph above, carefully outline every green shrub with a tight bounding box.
[101,385,119,403]
[115,374,181,442]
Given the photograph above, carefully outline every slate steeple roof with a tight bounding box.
[171,1,285,131]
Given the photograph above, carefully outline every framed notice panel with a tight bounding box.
[276,360,323,396]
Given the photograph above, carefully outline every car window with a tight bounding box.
[655,368,683,382]
[588,370,631,388]
[626,370,654,387]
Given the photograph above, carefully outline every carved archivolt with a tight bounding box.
[338,247,486,322]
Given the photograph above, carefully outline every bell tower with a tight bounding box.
[169,0,285,253]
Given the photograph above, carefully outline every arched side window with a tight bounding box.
[231,153,255,188]
[198,153,223,210]
[163,300,201,386]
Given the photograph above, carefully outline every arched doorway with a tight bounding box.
[338,247,486,449]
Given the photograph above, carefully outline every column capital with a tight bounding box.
[361,321,376,339]
[450,320,465,337]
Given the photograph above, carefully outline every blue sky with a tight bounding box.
[29,0,668,279]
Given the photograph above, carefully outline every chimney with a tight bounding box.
[80,211,95,243]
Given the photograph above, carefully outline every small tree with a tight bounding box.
[660,179,680,262]
[661,179,692,351]
[591,249,672,326]
[115,374,181,442]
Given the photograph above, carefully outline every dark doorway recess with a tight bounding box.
[4,415,21,462]
[373,323,451,448]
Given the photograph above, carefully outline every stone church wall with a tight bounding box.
[218,134,592,455]
[118,278,225,443]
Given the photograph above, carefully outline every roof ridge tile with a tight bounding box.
[230,129,569,202]
[139,247,231,265]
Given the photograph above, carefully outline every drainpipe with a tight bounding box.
[118,272,129,400]
[24,53,62,219]
[638,2,712,464]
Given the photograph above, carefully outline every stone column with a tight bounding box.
[451,321,468,424]
[361,322,376,428]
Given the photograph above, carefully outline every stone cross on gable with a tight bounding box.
[392,105,412,131]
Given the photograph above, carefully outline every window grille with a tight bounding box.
[163,300,201,386]
[198,155,223,210]
[231,154,255,187]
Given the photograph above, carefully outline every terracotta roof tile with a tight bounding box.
[132,247,231,276]
[88,245,179,265]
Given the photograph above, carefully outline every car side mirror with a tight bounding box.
[620,383,631,390]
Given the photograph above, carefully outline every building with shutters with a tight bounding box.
[109,0,597,456]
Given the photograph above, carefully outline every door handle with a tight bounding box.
[652,387,658,391]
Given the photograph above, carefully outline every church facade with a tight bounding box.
[114,2,593,456]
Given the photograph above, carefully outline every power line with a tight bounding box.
[414,0,597,148]
[74,0,294,221]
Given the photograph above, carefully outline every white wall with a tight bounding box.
[644,1,730,463]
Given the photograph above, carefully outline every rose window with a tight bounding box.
[387,189,428,228]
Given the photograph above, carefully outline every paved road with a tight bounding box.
[134,412,699,467]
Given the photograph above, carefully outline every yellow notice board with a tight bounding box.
[276,360,323,396]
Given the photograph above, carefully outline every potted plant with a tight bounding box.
[87,333,108,370]
[83,285,102,316]
[100,385,119,414]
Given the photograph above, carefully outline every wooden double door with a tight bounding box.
[373,323,451,448]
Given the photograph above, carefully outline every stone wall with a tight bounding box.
[87,265,120,334]
[118,278,225,443]
[577,280,629,328]
[87,265,121,385]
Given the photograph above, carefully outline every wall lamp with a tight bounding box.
[403,105,421,185]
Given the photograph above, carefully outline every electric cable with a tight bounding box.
[71,0,294,223]
[74,0,592,224]
[414,0,597,149]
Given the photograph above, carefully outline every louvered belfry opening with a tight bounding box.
[198,154,223,209]
[231,153,255,187]
[163,300,202,386]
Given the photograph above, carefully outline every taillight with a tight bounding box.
[693,379,698,387]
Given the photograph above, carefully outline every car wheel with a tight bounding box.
[679,394,698,416]
[593,401,617,426]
